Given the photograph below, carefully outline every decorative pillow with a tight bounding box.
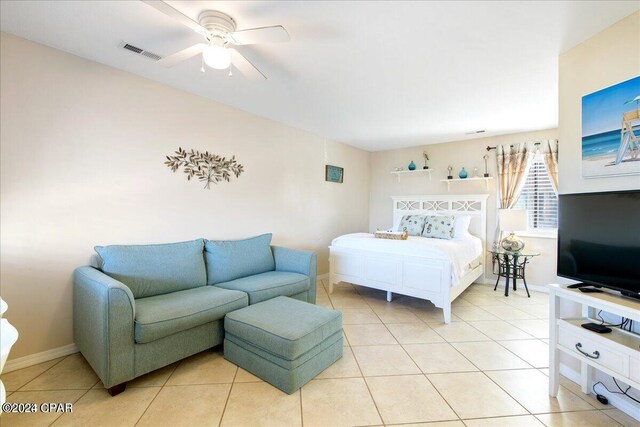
[453,215,472,239]
[397,215,426,236]
[205,233,275,285]
[95,239,207,299]
[422,215,455,240]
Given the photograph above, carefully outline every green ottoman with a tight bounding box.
[223,296,343,394]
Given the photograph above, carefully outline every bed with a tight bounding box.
[329,194,489,323]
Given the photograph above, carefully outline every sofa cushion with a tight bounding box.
[95,239,206,299]
[215,271,310,305]
[134,286,248,344]
[205,234,275,285]
[224,296,342,361]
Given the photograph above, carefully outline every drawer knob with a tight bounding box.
[575,342,600,359]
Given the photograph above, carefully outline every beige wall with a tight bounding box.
[557,11,639,398]
[559,11,640,194]
[0,33,370,359]
[368,129,559,286]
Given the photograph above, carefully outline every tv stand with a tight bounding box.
[566,283,590,289]
[548,284,640,403]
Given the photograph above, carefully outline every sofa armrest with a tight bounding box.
[272,246,318,303]
[73,266,135,387]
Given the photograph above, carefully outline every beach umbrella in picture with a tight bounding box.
[616,95,640,164]
[624,95,640,107]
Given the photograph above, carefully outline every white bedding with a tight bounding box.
[331,233,483,285]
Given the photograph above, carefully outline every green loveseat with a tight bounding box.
[73,234,316,396]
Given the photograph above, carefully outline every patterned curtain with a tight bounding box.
[496,143,534,209]
[541,139,559,195]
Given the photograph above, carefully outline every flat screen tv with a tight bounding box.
[557,190,640,299]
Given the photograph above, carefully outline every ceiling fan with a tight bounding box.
[142,0,290,81]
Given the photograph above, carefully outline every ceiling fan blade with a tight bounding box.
[142,0,206,34]
[229,26,290,45]
[230,49,266,81]
[157,43,206,68]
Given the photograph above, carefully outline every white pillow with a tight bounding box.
[453,215,471,239]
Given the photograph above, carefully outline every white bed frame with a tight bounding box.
[329,194,489,323]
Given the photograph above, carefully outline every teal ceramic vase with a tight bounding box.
[458,167,468,179]
[408,161,416,171]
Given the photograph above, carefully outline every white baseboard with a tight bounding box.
[3,343,78,373]
[559,362,581,383]
[559,363,640,422]
[316,273,329,281]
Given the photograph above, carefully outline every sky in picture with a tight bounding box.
[582,76,640,137]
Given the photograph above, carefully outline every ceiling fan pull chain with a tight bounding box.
[228,66,233,77]
[200,54,205,73]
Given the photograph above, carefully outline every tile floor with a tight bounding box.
[2,282,639,427]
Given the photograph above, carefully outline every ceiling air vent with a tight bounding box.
[119,42,162,61]
[140,51,162,61]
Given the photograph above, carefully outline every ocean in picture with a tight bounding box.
[581,76,640,178]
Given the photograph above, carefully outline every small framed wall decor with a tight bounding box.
[325,165,344,183]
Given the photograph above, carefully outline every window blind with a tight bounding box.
[514,154,558,229]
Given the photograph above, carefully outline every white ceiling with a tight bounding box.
[1,1,638,151]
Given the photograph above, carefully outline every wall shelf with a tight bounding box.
[391,169,433,182]
[440,176,493,191]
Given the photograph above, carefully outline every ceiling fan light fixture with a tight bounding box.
[202,44,231,70]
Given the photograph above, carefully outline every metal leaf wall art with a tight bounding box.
[164,147,244,189]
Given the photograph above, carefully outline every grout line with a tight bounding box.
[46,386,94,427]
[355,365,384,425]
[159,362,180,388]
[217,381,235,427]
[347,286,389,425]
[599,408,628,427]
[421,371,462,422]
[132,386,163,426]
[155,382,235,387]
[299,387,304,427]
[15,353,72,392]
[216,351,240,427]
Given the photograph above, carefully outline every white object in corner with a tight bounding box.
[1,297,19,411]
[549,284,640,421]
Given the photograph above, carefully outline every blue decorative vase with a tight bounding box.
[458,167,468,179]
[408,161,416,171]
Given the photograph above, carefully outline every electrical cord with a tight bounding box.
[593,379,640,404]
[613,378,640,404]
[596,310,628,328]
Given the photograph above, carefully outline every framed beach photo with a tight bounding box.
[581,76,640,178]
[325,165,344,183]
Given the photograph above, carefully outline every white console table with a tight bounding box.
[548,284,640,398]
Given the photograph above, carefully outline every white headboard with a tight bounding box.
[391,194,490,252]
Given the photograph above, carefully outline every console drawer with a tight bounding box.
[631,357,640,384]
[558,325,629,377]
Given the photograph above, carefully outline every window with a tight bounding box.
[514,153,558,230]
